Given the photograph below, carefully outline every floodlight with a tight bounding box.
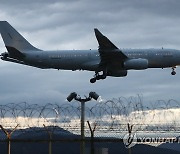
[67,92,77,102]
[89,92,99,100]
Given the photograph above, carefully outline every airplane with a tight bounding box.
[0,21,179,83]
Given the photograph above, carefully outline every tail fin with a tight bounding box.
[0,21,40,52]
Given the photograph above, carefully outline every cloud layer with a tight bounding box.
[0,0,180,104]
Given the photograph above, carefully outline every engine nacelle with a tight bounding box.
[123,58,148,70]
[107,70,127,77]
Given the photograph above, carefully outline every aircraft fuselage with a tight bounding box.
[23,48,180,71]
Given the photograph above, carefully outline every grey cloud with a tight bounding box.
[0,0,180,105]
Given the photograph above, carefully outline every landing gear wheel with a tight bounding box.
[101,75,106,79]
[90,78,96,83]
[171,71,176,75]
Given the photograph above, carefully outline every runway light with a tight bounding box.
[67,92,77,102]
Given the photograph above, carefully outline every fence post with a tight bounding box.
[0,124,19,154]
[43,124,53,154]
[127,123,133,154]
[87,121,97,154]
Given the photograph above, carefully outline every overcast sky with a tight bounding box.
[0,0,180,105]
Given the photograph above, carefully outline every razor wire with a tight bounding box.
[0,96,179,134]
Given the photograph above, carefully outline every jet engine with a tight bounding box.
[123,58,148,70]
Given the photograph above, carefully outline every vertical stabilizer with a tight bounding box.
[0,21,40,52]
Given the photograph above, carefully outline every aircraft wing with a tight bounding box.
[94,28,128,69]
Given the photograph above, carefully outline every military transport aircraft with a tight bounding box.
[0,21,179,83]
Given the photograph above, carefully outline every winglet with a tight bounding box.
[94,28,118,50]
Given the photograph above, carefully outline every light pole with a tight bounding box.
[67,92,100,154]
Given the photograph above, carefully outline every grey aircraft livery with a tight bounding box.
[0,21,179,83]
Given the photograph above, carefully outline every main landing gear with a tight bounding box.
[90,71,107,83]
[171,67,176,75]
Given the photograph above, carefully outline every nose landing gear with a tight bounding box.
[171,67,176,75]
[0,52,9,60]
